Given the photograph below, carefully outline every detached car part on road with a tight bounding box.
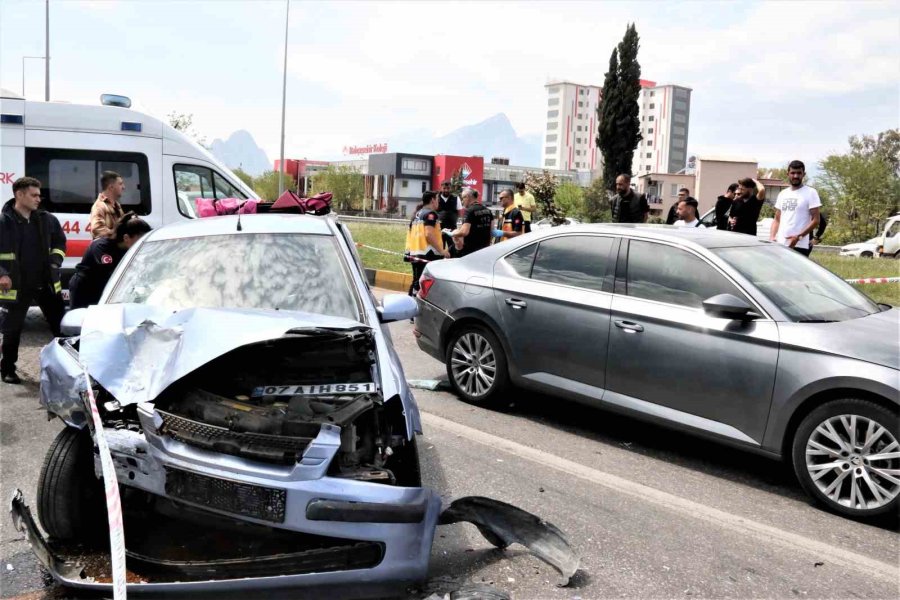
[10,214,578,596]
[414,224,900,519]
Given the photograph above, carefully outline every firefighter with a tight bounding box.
[405,191,450,296]
[495,188,525,243]
[68,213,151,309]
[0,177,66,384]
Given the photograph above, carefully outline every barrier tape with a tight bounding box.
[355,243,440,264]
[844,277,900,285]
[83,368,128,599]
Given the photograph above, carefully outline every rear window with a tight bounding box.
[25,148,150,214]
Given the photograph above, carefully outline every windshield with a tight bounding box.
[108,233,361,321]
[714,245,881,322]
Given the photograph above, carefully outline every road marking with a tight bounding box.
[422,412,899,583]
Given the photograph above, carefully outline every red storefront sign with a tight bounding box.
[432,155,484,191]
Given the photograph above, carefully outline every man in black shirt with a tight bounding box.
[0,177,66,384]
[728,177,766,236]
[437,180,463,231]
[612,174,649,223]
[715,183,739,230]
[451,189,493,256]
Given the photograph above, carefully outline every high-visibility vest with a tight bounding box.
[405,208,444,257]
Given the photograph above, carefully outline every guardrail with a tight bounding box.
[338,214,408,225]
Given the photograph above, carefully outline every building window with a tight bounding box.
[401,158,430,175]
[648,128,653,134]
[545,159,557,167]
[545,147,557,155]
[650,91,655,96]
[673,126,686,136]
[577,125,582,131]
[649,103,655,109]
[422,181,427,192]
[646,152,652,158]
[547,122,558,130]
[647,141,653,146]
[674,100,688,111]
[670,184,678,196]
[548,86,560,94]
[675,88,688,99]
[674,113,686,124]
[646,166,651,171]
[547,110,559,118]
[648,115,655,122]
[548,97,560,106]
[578,101,584,107]
[546,134,558,142]
[579,89,585,95]
[401,180,408,189]
[576,150,581,156]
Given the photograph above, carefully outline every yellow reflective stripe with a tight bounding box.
[53,281,62,293]
[0,252,14,260]
[50,248,66,258]
[0,289,17,301]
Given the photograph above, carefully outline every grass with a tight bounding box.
[345,221,899,305]
[811,254,899,306]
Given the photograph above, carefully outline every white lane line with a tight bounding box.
[422,412,899,583]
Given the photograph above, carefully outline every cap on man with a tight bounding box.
[612,174,649,224]
[770,160,821,256]
[90,170,126,239]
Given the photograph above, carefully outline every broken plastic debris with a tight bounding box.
[407,379,451,391]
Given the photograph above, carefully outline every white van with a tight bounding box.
[0,89,257,286]
[876,213,900,258]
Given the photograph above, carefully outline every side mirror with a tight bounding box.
[702,294,760,320]
[60,308,88,337]
[377,294,418,323]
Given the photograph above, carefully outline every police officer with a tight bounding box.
[0,177,66,384]
[437,180,463,231]
[450,189,493,256]
[68,213,151,309]
[495,189,525,242]
[405,191,450,296]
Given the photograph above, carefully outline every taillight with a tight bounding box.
[418,274,435,299]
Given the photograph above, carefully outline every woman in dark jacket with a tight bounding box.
[68,213,151,309]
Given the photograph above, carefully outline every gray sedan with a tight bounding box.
[414,224,900,519]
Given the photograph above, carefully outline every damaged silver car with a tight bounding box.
[10,214,579,596]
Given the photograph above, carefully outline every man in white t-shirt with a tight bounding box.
[770,160,821,256]
[673,198,700,227]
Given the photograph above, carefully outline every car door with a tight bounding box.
[492,234,618,396]
[604,238,779,445]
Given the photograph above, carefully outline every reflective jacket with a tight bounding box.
[0,198,66,305]
[405,208,444,258]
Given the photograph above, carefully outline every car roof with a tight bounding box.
[529,223,765,249]
[147,214,335,242]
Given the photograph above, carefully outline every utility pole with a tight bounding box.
[278,0,290,196]
[45,0,50,101]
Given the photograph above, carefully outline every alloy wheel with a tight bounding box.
[450,332,497,398]
[805,414,900,511]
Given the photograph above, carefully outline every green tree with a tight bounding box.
[757,166,789,182]
[232,167,255,188]
[310,165,365,211]
[524,170,565,224]
[849,129,900,177]
[167,112,207,147]
[553,182,586,220]
[449,168,465,196]
[597,24,642,191]
[583,177,612,222]
[252,170,284,202]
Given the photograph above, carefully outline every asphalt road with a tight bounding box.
[1,302,898,599]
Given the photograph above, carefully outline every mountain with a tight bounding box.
[209,130,271,176]
[387,113,542,167]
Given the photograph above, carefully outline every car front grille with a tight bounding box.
[164,466,288,523]
[157,410,312,465]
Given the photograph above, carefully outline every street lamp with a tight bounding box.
[278,0,290,196]
[21,56,46,98]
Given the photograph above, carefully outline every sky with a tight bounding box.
[1,0,898,171]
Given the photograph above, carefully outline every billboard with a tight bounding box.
[433,155,484,193]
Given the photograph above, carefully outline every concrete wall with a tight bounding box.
[695,159,757,212]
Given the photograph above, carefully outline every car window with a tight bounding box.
[626,240,750,309]
[213,171,248,200]
[531,235,614,292]
[714,245,879,322]
[108,233,361,321]
[503,244,536,278]
[699,209,716,228]
[175,165,246,218]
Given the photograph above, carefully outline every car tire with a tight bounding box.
[445,324,509,406]
[792,399,899,518]
[37,427,105,541]
[860,251,873,258]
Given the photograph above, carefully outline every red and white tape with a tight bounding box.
[83,368,128,599]
[844,277,900,284]
[355,243,440,263]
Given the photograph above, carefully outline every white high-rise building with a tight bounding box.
[542,79,691,178]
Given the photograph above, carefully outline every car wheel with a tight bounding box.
[445,325,509,406]
[792,399,899,518]
[37,427,105,541]
[861,251,873,258]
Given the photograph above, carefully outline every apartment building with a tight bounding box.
[633,83,692,176]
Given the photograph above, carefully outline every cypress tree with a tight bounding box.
[597,49,620,192]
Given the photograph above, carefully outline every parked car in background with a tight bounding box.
[414,224,899,519]
[840,237,881,258]
[698,208,772,241]
[532,217,581,230]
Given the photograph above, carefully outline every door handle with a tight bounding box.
[614,320,644,333]
[505,298,527,310]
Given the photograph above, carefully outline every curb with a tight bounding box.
[365,268,413,293]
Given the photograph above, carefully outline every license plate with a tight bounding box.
[251,382,376,397]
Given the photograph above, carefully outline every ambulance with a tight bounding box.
[0,89,258,290]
